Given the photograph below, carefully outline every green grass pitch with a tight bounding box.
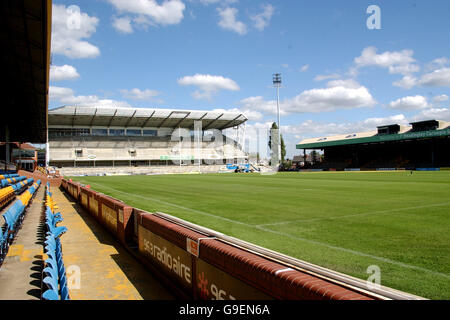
[70,171,450,299]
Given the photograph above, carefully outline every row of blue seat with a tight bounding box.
[42,183,70,300]
[0,180,41,265]
[0,173,19,180]
[1,176,27,188]
[12,178,35,195]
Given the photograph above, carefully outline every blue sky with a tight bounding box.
[49,0,450,157]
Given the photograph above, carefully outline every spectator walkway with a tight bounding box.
[52,187,174,300]
[0,186,46,300]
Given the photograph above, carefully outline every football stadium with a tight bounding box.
[1,0,449,305]
[47,105,248,175]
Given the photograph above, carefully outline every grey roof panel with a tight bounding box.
[48,106,247,130]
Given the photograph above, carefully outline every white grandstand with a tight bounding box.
[48,106,249,175]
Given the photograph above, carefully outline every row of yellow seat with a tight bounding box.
[0,186,15,209]
[1,180,41,264]
[1,176,26,188]
[0,174,19,180]
[0,179,35,209]
[36,166,47,175]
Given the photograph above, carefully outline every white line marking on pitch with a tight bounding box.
[86,181,450,280]
[254,225,450,280]
[257,202,450,227]
[87,181,251,227]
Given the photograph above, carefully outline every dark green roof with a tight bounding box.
[296,128,450,149]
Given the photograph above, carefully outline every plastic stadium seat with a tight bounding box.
[59,270,67,288]
[42,289,59,300]
[45,242,62,262]
[3,212,13,228]
[45,235,61,249]
[46,224,67,239]
[1,181,41,249]
[53,212,63,220]
[45,211,63,226]
[43,276,59,292]
[46,251,63,267]
[41,184,70,300]
[44,241,57,254]
[61,285,70,300]
[0,230,6,262]
[45,258,58,273]
[43,267,59,282]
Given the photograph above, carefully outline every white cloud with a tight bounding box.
[326,79,361,89]
[354,46,419,76]
[433,94,449,103]
[393,57,450,89]
[388,63,420,75]
[284,84,375,113]
[50,65,80,81]
[314,73,340,82]
[300,64,309,72]
[393,75,418,89]
[197,0,220,4]
[411,108,450,122]
[50,86,131,108]
[239,96,280,115]
[239,80,375,115]
[121,88,160,100]
[49,86,75,100]
[283,114,409,141]
[217,7,247,35]
[282,120,353,137]
[353,46,421,89]
[388,95,429,111]
[178,74,240,100]
[425,57,450,71]
[196,0,238,5]
[250,4,275,31]
[51,4,100,59]
[361,114,409,127]
[419,67,450,87]
[353,48,450,89]
[112,16,133,34]
[107,0,185,26]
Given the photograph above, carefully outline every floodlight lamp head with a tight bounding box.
[273,73,282,87]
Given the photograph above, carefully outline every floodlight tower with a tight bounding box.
[273,73,282,162]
